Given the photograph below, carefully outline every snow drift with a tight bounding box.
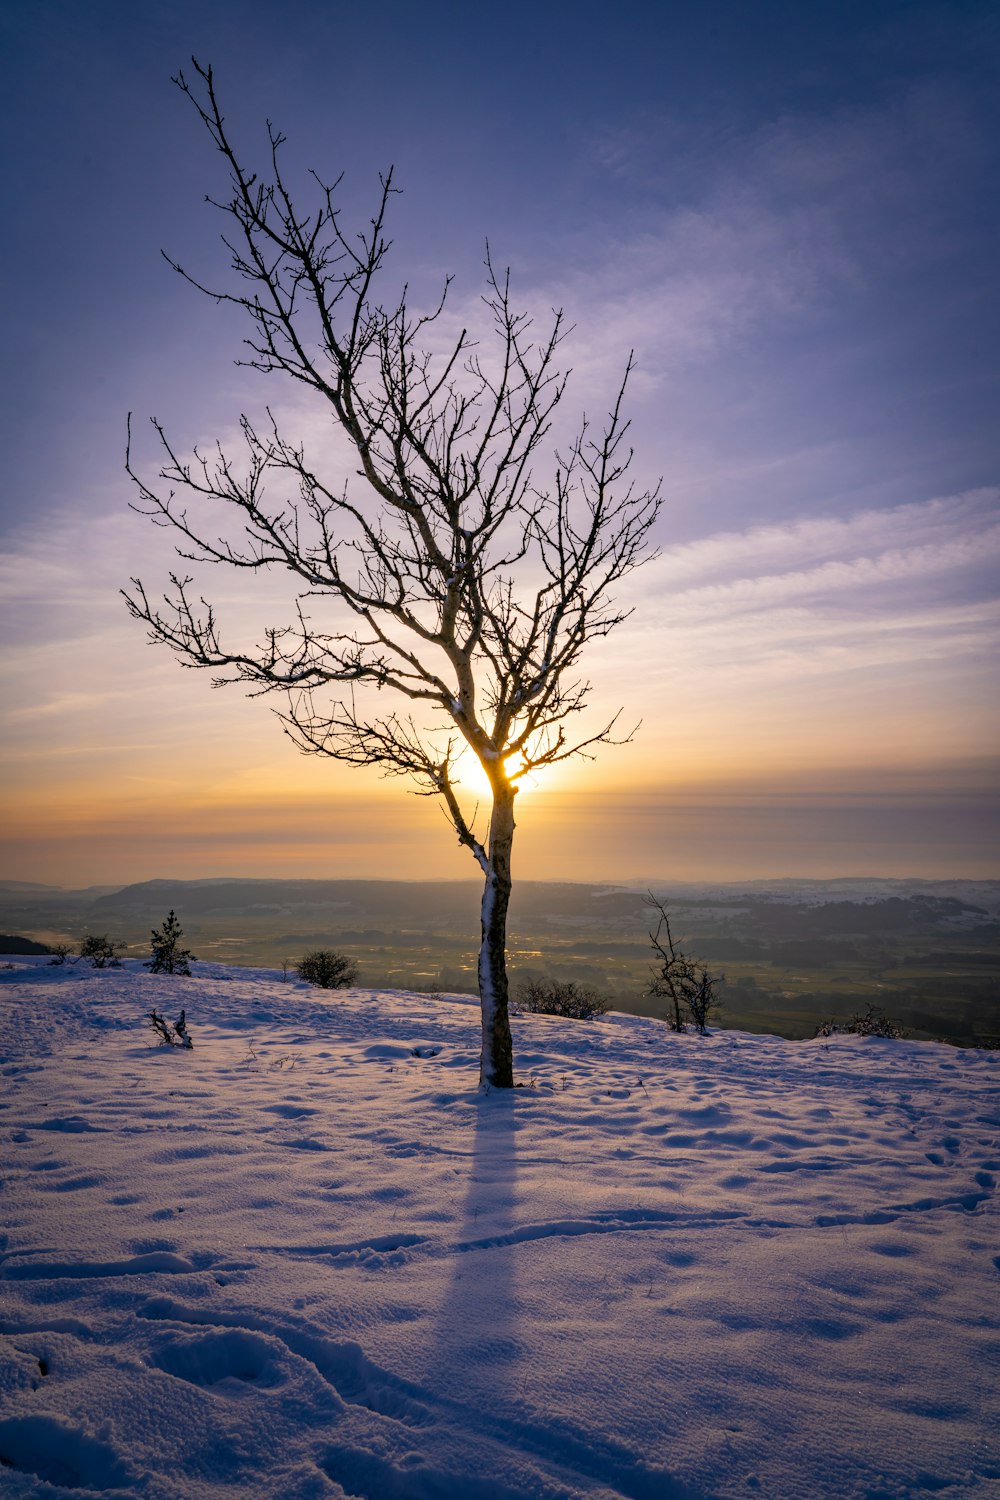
[1,957,997,1498]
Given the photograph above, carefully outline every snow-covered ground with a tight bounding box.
[1,958,998,1500]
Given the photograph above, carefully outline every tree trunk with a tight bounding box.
[478,780,516,1088]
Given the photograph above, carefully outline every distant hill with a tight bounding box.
[0,880,63,891]
[3,875,997,1042]
[0,933,53,954]
[88,877,645,929]
[85,875,1000,925]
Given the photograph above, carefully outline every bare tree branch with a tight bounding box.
[125,60,662,1087]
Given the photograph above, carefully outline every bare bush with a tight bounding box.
[148,1008,194,1047]
[516,978,611,1020]
[815,1005,905,1040]
[645,896,722,1034]
[79,935,127,969]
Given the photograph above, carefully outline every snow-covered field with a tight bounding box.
[1,958,998,1500]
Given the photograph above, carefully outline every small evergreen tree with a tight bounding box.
[146,910,195,975]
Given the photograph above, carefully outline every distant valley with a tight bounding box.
[2,875,998,1046]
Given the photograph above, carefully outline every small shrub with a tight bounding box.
[849,1005,906,1039]
[516,978,611,1020]
[296,949,359,989]
[146,910,195,975]
[79,934,126,968]
[48,943,74,965]
[148,1008,194,1048]
[815,1005,905,1040]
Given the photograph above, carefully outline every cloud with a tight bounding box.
[648,489,1000,606]
[528,73,999,432]
[564,488,1000,781]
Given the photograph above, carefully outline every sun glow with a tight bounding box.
[456,749,544,800]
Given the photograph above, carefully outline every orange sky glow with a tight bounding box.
[2,5,998,890]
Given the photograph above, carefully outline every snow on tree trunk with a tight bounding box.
[478,782,515,1088]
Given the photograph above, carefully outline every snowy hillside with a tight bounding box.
[1,958,998,1499]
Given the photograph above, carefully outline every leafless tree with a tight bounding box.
[646,896,722,1035]
[124,60,661,1087]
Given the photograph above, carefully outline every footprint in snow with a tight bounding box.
[0,1413,133,1491]
[153,1328,284,1390]
[1,1251,198,1281]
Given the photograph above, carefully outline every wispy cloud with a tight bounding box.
[616,488,999,679]
[527,72,1000,456]
[565,487,1000,785]
[649,489,1000,606]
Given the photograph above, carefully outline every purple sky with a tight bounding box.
[1,0,998,884]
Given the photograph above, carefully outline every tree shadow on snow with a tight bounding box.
[420,1089,708,1500]
[431,1088,522,1400]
